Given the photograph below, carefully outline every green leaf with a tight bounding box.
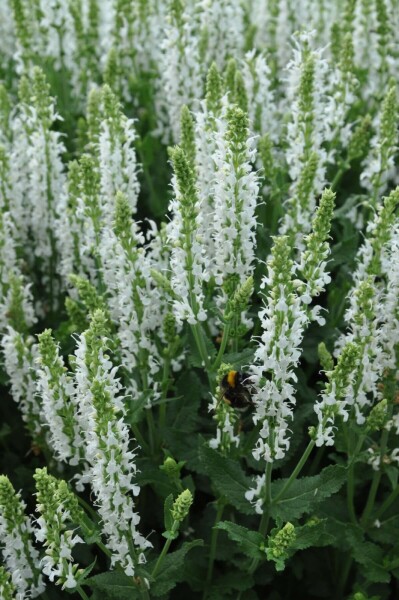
[270,465,347,521]
[292,519,335,550]
[149,540,204,597]
[215,521,264,559]
[84,572,140,599]
[164,494,174,533]
[208,571,254,597]
[198,444,255,514]
[344,527,390,584]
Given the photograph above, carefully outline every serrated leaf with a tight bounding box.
[209,571,254,594]
[84,572,141,599]
[215,521,264,559]
[270,465,347,521]
[292,519,334,551]
[164,494,174,532]
[344,527,390,583]
[198,444,254,514]
[149,540,203,597]
[222,348,255,369]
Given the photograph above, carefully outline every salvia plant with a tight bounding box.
[1,1,399,599]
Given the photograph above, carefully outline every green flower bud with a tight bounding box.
[150,269,174,297]
[225,58,237,96]
[225,276,254,322]
[318,342,334,372]
[163,312,177,345]
[180,105,196,167]
[266,522,296,571]
[366,399,388,432]
[233,70,248,114]
[348,115,373,163]
[69,274,106,314]
[114,191,133,239]
[206,62,223,114]
[171,489,193,522]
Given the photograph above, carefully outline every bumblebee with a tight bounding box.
[219,370,254,410]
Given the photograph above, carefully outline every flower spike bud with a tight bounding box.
[171,489,193,523]
[347,114,373,163]
[180,105,196,167]
[366,399,388,432]
[318,342,334,373]
[266,522,296,571]
[206,62,223,115]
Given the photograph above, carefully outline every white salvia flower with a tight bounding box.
[34,469,85,589]
[208,389,240,453]
[1,328,41,436]
[331,189,399,427]
[155,0,203,143]
[0,211,36,331]
[280,31,332,249]
[167,146,209,325]
[58,155,103,286]
[249,237,309,467]
[0,476,45,599]
[198,0,245,70]
[245,473,265,516]
[314,342,360,447]
[346,187,399,297]
[241,50,278,139]
[360,83,398,203]
[11,68,66,283]
[352,0,395,101]
[193,68,225,264]
[212,106,259,301]
[296,188,335,320]
[99,192,169,400]
[36,330,81,465]
[378,225,399,370]
[367,447,399,471]
[88,85,140,219]
[74,311,151,574]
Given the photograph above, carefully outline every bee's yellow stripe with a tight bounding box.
[227,370,237,388]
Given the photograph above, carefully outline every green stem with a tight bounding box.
[76,586,90,600]
[361,426,391,526]
[152,520,179,578]
[273,440,315,504]
[307,446,325,476]
[248,461,273,575]
[191,323,214,391]
[334,555,352,600]
[373,484,399,522]
[159,355,171,430]
[331,164,347,191]
[203,500,225,599]
[146,407,156,455]
[347,433,366,524]
[132,424,150,455]
[212,322,231,371]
